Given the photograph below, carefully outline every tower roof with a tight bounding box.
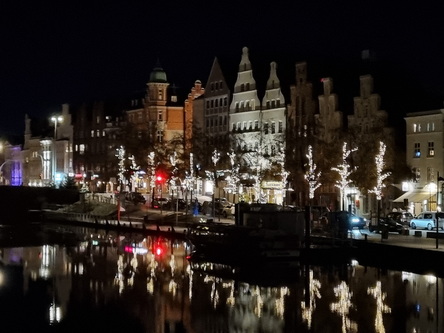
[149,61,168,83]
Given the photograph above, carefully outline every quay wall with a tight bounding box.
[0,186,79,225]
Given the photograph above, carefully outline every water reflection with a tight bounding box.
[0,225,443,332]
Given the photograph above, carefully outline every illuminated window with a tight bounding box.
[79,144,85,155]
[414,143,420,157]
[157,130,163,143]
[96,129,100,137]
[427,122,435,131]
[428,142,435,157]
[91,130,94,138]
[158,89,163,99]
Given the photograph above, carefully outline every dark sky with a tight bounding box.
[2,1,444,141]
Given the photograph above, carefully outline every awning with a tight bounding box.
[393,190,433,203]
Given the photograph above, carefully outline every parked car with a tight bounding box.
[410,211,444,230]
[387,211,413,227]
[165,198,188,211]
[152,197,170,209]
[201,201,234,218]
[369,217,405,234]
[125,192,146,205]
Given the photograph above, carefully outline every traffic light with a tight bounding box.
[156,174,164,184]
[153,240,165,257]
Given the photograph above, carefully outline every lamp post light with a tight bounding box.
[50,115,63,185]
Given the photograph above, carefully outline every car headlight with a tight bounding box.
[351,217,359,223]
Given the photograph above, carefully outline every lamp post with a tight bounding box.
[50,115,63,185]
[436,174,444,249]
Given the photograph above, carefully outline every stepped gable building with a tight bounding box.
[347,74,394,216]
[313,77,345,210]
[184,79,205,151]
[286,62,317,206]
[229,47,287,204]
[260,61,286,177]
[229,47,262,173]
[315,77,343,144]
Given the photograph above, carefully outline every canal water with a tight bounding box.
[0,224,442,333]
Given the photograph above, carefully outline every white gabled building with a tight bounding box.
[229,47,287,204]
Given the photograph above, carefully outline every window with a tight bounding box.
[254,120,259,130]
[242,121,247,130]
[158,89,163,99]
[79,144,85,155]
[157,130,163,143]
[427,122,435,131]
[278,121,283,133]
[158,111,163,121]
[428,142,435,157]
[271,122,276,134]
[414,143,421,157]
[264,122,269,135]
[91,130,94,138]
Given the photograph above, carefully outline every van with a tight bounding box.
[410,211,444,230]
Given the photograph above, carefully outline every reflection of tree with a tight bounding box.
[330,281,357,333]
[301,269,322,329]
[367,281,391,333]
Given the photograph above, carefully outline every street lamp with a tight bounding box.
[50,115,63,184]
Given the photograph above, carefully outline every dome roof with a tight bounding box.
[149,62,168,83]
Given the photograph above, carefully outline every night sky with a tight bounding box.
[2,1,444,142]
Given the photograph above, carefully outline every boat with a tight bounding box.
[187,222,301,264]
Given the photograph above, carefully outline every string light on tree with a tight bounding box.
[304,145,321,200]
[115,146,126,191]
[369,141,391,200]
[331,142,358,210]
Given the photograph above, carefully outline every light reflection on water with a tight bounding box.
[0,226,443,333]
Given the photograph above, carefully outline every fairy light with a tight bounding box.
[331,142,358,210]
[301,270,322,329]
[369,141,391,200]
[367,281,391,333]
[305,145,322,199]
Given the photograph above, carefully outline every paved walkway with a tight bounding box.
[346,228,444,252]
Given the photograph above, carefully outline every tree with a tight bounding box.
[61,175,78,190]
[305,145,321,201]
[331,142,358,210]
[369,141,391,218]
